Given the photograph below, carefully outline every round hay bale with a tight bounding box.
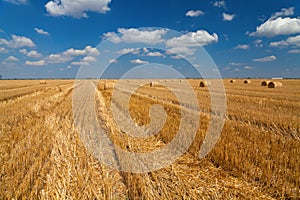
[230,79,236,83]
[150,81,159,87]
[268,81,283,88]
[261,81,270,86]
[199,81,210,87]
[244,80,251,84]
[39,80,47,84]
[104,82,115,90]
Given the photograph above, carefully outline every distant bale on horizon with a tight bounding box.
[244,80,251,84]
[268,81,283,88]
[261,81,270,86]
[230,79,236,83]
[199,80,211,87]
[39,80,47,84]
[150,81,159,87]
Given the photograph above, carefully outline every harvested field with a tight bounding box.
[0,79,299,199]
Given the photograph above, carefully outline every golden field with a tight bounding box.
[0,79,299,199]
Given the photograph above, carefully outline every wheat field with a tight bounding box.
[0,79,299,199]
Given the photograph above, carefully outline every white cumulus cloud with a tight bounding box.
[244,66,254,69]
[234,44,249,49]
[0,47,8,53]
[103,28,167,44]
[45,0,111,18]
[167,46,195,56]
[270,35,300,47]
[34,28,49,35]
[27,50,42,58]
[131,59,149,64]
[270,7,294,20]
[19,49,28,54]
[223,13,235,21]
[166,30,218,48]
[147,51,164,57]
[185,10,204,17]
[25,60,46,66]
[45,45,99,64]
[82,55,97,63]
[253,55,276,62]
[250,17,300,37]
[64,45,99,56]
[5,56,18,62]
[0,35,35,48]
[46,53,73,64]
[117,48,140,55]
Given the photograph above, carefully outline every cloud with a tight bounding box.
[270,7,294,20]
[45,0,111,18]
[64,45,99,56]
[0,35,35,48]
[213,1,226,8]
[167,47,195,56]
[250,17,300,37]
[288,49,300,54]
[229,62,242,66]
[71,61,83,66]
[34,28,49,35]
[142,48,149,53]
[244,66,254,69]
[234,44,249,49]
[5,56,18,62]
[147,51,164,57]
[223,66,230,70]
[166,30,218,48]
[25,60,46,66]
[45,45,99,64]
[223,13,235,21]
[130,59,149,64]
[253,55,276,62]
[19,49,28,54]
[46,53,73,63]
[117,48,140,55]
[270,35,300,47]
[2,0,27,5]
[0,47,8,53]
[108,59,118,64]
[185,10,204,17]
[171,54,182,59]
[82,55,97,63]
[254,39,263,47]
[27,50,42,58]
[103,28,167,44]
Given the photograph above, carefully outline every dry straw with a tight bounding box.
[39,80,47,84]
[244,80,251,84]
[56,86,62,92]
[268,81,283,88]
[104,82,115,90]
[199,81,211,87]
[230,79,236,83]
[261,81,270,86]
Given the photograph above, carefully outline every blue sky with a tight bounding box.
[0,0,299,79]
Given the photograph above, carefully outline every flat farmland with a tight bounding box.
[0,79,299,199]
